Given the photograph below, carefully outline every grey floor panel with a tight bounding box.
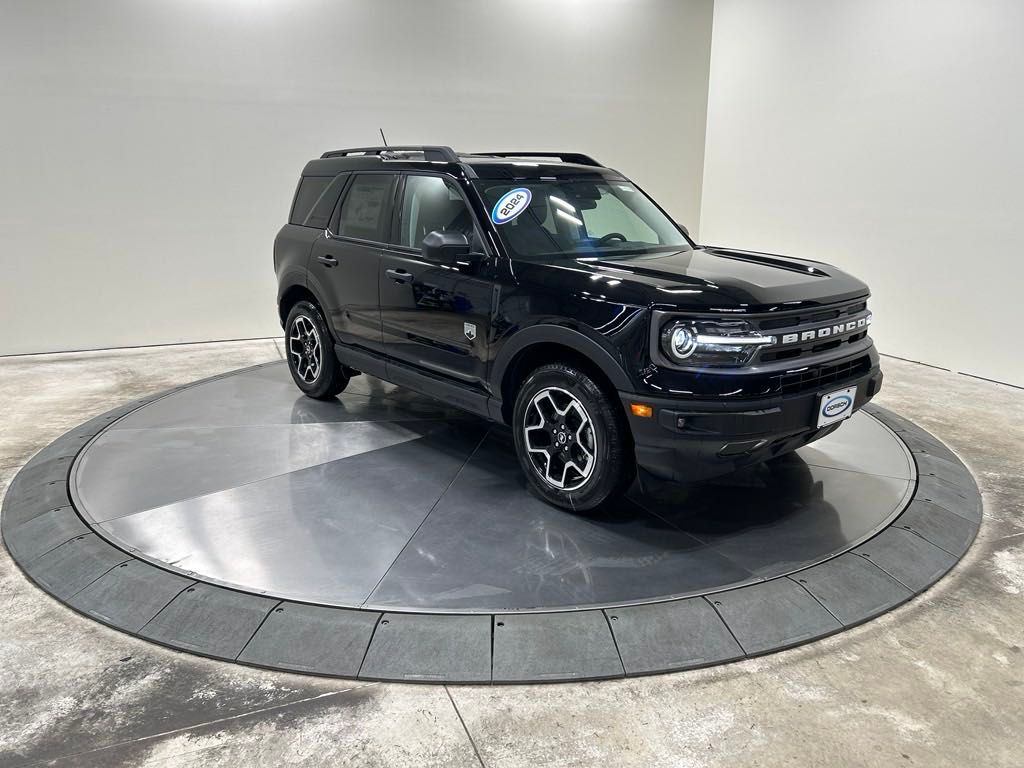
[359,613,491,683]
[606,598,744,675]
[11,455,74,489]
[915,475,982,521]
[239,603,381,677]
[791,554,913,626]
[1,361,981,683]
[642,461,911,578]
[853,528,958,592]
[138,583,277,660]
[894,500,979,556]
[899,431,958,461]
[797,412,914,479]
[914,453,975,486]
[113,366,460,429]
[75,421,439,522]
[369,432,753,611]
[711,579,842,655]
[29,433,95,465]
[2,480,73,526]
[97,425,484,605]
[67,560,195,632]
[3,505,89,564]
[29,534,131,600]
[492,611,624,682]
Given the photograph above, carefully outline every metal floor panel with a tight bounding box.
[2,362,982,683]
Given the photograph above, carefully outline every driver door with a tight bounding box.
[378,174,493,388]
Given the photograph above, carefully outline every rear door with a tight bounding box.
[308,172,397,354]
[378,173,493,387]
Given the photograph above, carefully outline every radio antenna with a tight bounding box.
[379,128,388,146]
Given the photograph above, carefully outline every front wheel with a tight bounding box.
[284,301,349,400]
[512,363,635,512]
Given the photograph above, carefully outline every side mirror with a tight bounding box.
[422,230,472,265]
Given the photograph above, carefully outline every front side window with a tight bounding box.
[475,179,690,260]
[337,174,394,241]
[397,175,475,249]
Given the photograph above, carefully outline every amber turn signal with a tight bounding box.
[630,403,654,418]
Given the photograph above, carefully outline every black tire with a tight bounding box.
[284,301,349,400]
[512,363,635,512]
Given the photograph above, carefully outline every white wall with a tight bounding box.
[0,0,713,356]
[701,0,1024,387]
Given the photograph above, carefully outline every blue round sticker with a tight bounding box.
[491,188,532,225]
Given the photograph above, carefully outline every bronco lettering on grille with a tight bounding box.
[779,313,872,346]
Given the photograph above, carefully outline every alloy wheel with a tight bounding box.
[288,315,322,384]
[523,386,597,490]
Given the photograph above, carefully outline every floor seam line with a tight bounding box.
[855,553,914,592]
[136,581,199,635]
[788,575,844,626]
[355,613,385,678]
[23,530,91,566]
[445,685,487,768]
[601,609,628,677]
[234,599,284,661]
[88,431,439,525]
[66,556,135,600]
[704,595,748,656]
[893,524,960,558]
[359,427,491,607]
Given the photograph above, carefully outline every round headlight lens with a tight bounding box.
[668,325,697,359]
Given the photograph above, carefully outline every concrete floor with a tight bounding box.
[0,339,1021,768]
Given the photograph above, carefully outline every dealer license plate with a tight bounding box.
[817,386,857,427]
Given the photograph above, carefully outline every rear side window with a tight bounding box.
[337,174,394,241]
[289,176,332,226]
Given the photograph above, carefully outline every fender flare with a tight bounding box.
[277,277,331,326]
[489,324,634,397]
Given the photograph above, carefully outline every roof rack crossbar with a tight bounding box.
[475,151,602,167]
[320,145,459,162]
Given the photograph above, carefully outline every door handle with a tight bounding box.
[317,255,338,267]
[386,268,411,284]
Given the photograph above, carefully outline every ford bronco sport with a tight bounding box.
[275,146,882,511]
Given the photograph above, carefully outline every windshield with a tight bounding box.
[475,179,690,260]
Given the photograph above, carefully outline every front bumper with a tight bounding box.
[619,360,884,483]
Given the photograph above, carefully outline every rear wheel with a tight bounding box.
[284,301,348,400]
[512,363,634,512]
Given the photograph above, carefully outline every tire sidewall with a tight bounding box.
[512,365,631,512]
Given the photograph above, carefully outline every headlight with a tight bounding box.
[660,320,775,367]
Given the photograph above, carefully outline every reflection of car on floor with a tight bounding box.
[274,146,882,511]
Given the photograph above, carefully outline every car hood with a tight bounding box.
[555,246,870,312]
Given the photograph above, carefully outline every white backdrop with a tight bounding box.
[0,0,714,355]
[3,1,1022,389]
[701,0,1024,387]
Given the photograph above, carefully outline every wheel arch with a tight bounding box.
[278,283,328,327]
[492,326,633,425]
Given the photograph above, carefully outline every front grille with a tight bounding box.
[774,355,871,396]
[756,300,867,332]
[753,299,871,364]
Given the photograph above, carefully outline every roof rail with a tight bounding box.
[320,145,459,162]
[474,151,603,167]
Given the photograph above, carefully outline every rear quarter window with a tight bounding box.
[289,176,333,226]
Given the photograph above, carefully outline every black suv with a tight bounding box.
[275,146,882,511]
